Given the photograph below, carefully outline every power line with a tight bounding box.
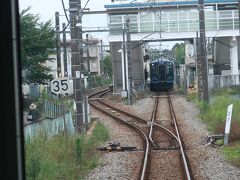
[60,0,70,33]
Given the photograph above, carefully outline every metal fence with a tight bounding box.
[24,111,75,141]
[109,9,239,35]
[42,100,66,119]
[23,97,76,141]
[175,74,240,92]
[208,75,240,91]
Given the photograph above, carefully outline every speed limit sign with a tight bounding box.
[50,77,72,95]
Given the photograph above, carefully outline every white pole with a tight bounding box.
[230,37,239,84]
[224,104,233,146]
[121,50,126,91]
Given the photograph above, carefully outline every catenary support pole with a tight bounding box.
[100,39,104,75]
[62,23,68,77]
[126,17,133,105]
[86,34,90,74]
[123,27,127,92]
[196,32,202,100]
[55,12,61,77]
[69,0,84,132]
[198,0,209,102]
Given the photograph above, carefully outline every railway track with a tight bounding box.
[148,92,192,179]
[88,88,192,180]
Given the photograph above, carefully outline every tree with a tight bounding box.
[147,48,174,61]
[148,48,161,61]
[102,54,112,77]
[161,49,174,60]
[172,43,185,71]
[20,8,55,84]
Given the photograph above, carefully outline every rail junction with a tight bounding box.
[88,87,193,180]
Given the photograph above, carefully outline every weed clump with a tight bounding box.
[25,122,109,179]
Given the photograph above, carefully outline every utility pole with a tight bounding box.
[100,40,104,62]
[86,34,90,88]
[239,0,240,36]
[238,0,240,73]
[122,27,127,92]
[62,23,68,77]
[196,32,202,100]
[55,12,61,77]
[198,0,209,102]
[69,0,83,132]
[100,39,104,75]
[78,1,88,127]
[78,2,85,86]
[86,34,90,74]
[126,17,133,105]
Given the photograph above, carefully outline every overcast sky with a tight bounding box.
[18,0,110,43]
[18,0,180,48]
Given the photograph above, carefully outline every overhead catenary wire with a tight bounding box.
[59,0,91,33]
[60,0,70,33]
[81,0,90,16]
[131,31,156,49]
[61,0,70,23]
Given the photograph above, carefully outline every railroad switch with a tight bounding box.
[206,133,224,146]
[97,142,137,152]
[154,146,179,150]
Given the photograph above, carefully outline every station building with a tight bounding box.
[105,0,240,92]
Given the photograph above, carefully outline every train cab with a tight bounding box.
[150,59,174,92]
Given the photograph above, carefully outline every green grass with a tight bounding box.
[223,143,240,167]
[25,122,109,179]
[186,88,240,168]
[186,92,198,102]
[186,89,240,135]
[203,95,240,134]
[211,86,240,96]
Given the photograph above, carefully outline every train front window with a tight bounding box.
[166,62,173,80]
[158,65,166,81]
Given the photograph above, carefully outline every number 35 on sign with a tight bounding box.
[50,77,73,95]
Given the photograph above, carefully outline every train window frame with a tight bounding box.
[1,1,25,179]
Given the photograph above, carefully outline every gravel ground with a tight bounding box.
[172,95,240,180]
[85,107,143,180]
[85,92,240,180]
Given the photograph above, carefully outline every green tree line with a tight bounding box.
[20,7,55,84]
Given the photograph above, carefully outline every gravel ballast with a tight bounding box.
[85,93,240,180]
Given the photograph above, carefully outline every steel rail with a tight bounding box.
[88,89,189,179]
[88,89,150,180]
[168,94,192,180]
[148,96,158,147]
[154,122,179,142]
[150,95,179,145]
[98,96,147,123]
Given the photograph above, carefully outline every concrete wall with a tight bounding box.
[185,40,195,65]
[110,41,144,92]
[214,37,230,65]
[213,37,240,75]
